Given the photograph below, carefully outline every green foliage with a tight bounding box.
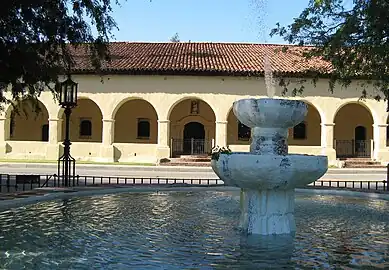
[211,146,232,161]
[270,0,389,106]
[0,0,121,110]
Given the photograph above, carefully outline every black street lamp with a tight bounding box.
[57,76,78,187]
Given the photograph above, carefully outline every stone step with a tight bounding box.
[343,162,385,168]
[170,157,211,163]
[178,155,210,159]
[160,162,211,167]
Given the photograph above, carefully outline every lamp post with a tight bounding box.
[57,76,78,187]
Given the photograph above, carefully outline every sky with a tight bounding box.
[108,0,310,44]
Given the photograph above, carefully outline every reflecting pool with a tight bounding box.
[1,190,389,269]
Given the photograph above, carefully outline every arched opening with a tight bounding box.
[227,108,251,146]
[183,122,205,154]
[169,98,216,156]
[9,100,49,141]
[334,103,373,158]
[61,98,103,142]
[288,103,321,146]
[114,99,158,143]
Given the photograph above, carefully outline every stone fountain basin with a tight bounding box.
[211,153,328,190]
[233,98,308,128]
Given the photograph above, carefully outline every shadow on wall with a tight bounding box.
[5,143,12,154]
[114,146,121,162]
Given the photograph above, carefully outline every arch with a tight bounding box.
[61,98,103,142]
[289,102,321,146]
[169,97,216,156]
[114,99,158,143]
[333,101,376,124]
[334,103,373,158]
[9,99,49,141]
[111,96,158,119]
[167,96,216,120]
[226,100,322,146]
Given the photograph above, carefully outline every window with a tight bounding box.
[41,124,49,142]
[137,119,150,138]
[293,122,306,140]
[238,121,250,140]
[79,119,92,137]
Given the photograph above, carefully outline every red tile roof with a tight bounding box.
[71,42,332,76]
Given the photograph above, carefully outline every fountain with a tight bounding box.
[211,98,328,235]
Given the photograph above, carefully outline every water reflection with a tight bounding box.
[0,190,389,269]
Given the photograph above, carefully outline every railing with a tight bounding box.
[311,180,388,191]
[0,174,388,193]
[171,138,213,156]
[336,140,371,158]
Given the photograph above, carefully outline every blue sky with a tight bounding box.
[109,0,310,44]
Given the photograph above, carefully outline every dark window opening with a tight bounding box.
[10,118,14,137]
[80,120,92,137]
[238,121,251,140]
[137,119,150,138]
[293,122,306,140]
[41,124,49,142]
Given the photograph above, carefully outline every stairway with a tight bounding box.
[342,158,384,168]
[159,155,211,167]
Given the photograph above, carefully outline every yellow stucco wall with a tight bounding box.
[0,74,388,164]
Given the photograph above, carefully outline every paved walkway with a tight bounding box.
[0,162,387,182]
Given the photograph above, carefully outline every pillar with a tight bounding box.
[0,117,7,157]
[157,120,170,159]
[320,123,336,162]
[45,118,62,160]
[373,124,387,160]
[215,121,228,147]
[99,119,115,162]
[102,119,115,145]
[48,118,61,144]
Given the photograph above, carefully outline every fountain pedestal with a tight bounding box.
[211,98,328,235]
[239,189,295,235]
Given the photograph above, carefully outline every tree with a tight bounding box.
[270,0,389,108]
[170,33,180,43]
[0,0,120,111]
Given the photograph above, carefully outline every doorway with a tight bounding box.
[354,126,369,157]
[183,122,205,154]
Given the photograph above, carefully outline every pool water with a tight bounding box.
[1,190,389,269]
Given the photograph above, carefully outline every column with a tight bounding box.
[321,123,335,149]
[320,123,336,162]
[48,118,61,144]
[46,118,62,160]
[373,124,387,160]
[215,121,228,147]
[0,117,7,142]
[157,120,170,159]
[99,119,115,162]
[157,120,170,146]
[102,119,115,145]
[0,117,7,157]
